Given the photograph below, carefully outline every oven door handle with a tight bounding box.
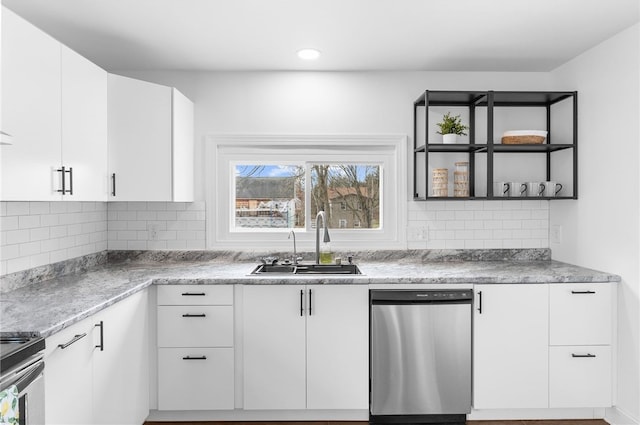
[16,361,44,393]
[1,361,44,394]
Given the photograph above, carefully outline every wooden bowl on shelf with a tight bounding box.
[501,130,547,145]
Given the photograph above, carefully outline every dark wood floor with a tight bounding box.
[145,420,609,425]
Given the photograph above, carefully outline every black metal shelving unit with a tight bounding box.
[412,90,578,201]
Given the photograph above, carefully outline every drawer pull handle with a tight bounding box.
[182,313,206,318]
[58,333,87,349]
[181,292,206,296]
[571,290,596,294]
[182,355,207,360]
[572,353,596,358]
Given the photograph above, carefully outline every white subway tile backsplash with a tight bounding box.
[6,202,30,216]
[1,216,19,231]
[49,202,68,214]
[157,211,177,221]
[106,202,206,251]
[127,241,147,250]
[0,202,109,276]
[18,215,40,229]
[50,225,68,238]
[30,227,50,242]
[6,229,30,245]
[137,211,157,221]
[2,196,548,277]
[166,203,187,211]
[29,202,50,215]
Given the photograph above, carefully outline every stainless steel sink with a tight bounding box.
[250,263,362,275]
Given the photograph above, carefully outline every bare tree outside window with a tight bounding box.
[311,165,380,229]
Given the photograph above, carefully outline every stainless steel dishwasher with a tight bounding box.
[370,289,472,425]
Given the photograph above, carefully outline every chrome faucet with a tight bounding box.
[288,229,298,265]
[315,211,331,264]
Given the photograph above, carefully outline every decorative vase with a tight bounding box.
[443,134,458,144]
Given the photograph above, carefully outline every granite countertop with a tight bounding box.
[0,249,620,339]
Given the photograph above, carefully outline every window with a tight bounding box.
[207,134,408,250]
[234,164,380,231]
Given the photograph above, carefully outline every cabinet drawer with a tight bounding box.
[549,345,611,408]
[157,285,233,305]
[549,283,612,345]
[158,347,234,410]
[158,306,233,347]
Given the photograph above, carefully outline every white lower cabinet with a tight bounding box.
[549,345,612,407]
[473,284,549,409]
[45,315,94,425]
[156,285,234,411]
[243,284,369,410]
[157,348,234,410]
[45,290,149,425]
[549,282,614,408]
[474,282,615,411]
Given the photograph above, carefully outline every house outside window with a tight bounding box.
[206,134,408,251]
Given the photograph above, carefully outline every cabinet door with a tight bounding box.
[157,305,233,347]
[550,283,612,346]
[93,290,149,425]
[549,345,612,408]
[306,285,369,409]
[1,7,61,201]
[44,317,94,425]
[107,74,172,201]
[61,45,107,201]
[158,347,234,410]
[243,285,306,410]
[171,88,194,202]
[473,284,549,409]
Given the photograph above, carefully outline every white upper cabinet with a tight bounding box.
[61,45,108,201]
[1,6,62,201]
[108,74,194,202]
[1,7,107,201]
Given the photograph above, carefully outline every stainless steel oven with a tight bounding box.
[0,337,45,425]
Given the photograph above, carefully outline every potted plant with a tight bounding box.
[436,112,469,144]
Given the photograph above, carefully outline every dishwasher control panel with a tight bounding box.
[370,289,473,303]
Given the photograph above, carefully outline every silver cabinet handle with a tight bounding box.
[571,290,595,294]
[572,353,596,358]
[182,313,206,318]
[58,333,87,349]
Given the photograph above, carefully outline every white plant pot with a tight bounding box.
[443,134,458,144]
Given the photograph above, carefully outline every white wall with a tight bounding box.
[550,23,640,423]
[118,70,553,200]
[117,69,555,249]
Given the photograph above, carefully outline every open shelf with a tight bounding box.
[413,90,578,201]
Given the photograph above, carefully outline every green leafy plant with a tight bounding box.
[436,112,469,136]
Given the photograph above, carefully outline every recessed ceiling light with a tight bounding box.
[297,48,321,60]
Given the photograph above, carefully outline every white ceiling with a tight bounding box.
[2,0,639,72]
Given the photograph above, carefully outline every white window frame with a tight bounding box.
[205,134,408,251]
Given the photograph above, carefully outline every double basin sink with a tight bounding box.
[251,263,362,275]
